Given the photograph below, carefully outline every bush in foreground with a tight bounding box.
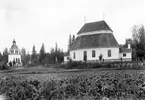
[0,71,145,100]
[60,61,144,70]
[0,61,9,70]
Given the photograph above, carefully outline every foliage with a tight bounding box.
[0,70,145,100]
[68,34,75,52]
[21,48,30,66]
[132,25,145,60]
[39,43,46,65]
[31,45,39,64]
[60,61,145,70]
[0,61,9,70]
[1,48,8,63]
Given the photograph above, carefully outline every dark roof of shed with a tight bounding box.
[119,48,132,53]
[70,33,119,50]
[77,20,113,34]
[64,52,69,56]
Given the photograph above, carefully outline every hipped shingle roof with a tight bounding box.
[70,33,119,50]
[77,20,113,34]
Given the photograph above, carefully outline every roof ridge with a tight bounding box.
[85,20,104,24]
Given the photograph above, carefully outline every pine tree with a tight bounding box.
[2,48,8,63]
[55,42,58,52]
[39,43,46,65]
[72,35,75,45]
[26,52,30,64]
[68,34,72,52]
[31,45,38,64]
[21,48,27,66]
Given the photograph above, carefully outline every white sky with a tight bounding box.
[0,0,145,53]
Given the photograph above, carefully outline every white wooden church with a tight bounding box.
[64,20,132,62]
[8,39,22,66]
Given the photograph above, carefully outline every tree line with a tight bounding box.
[0,42,64,66]
[0,34,75,66]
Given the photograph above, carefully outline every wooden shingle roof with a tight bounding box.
[119,48,132,53]
[77,20,113,34]
[70,33,119,50]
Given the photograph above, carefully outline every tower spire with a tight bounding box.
[84,15,86,24]
[13,39,16,44]
[103,13,105,21]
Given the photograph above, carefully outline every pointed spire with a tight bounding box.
[103,13,105,21]
[84,15,86,24]
[13,39,16,44]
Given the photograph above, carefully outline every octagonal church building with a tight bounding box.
[67,20,132,62]
[8,39,22,66]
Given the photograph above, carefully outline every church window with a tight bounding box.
[16,58,18,62]
[92,50,95,57]
[123,53,126,57]
[108,50,111,57]
[73,52,75,59]
[11,50,14,53]
[15,50,18,54]
[83,51,87,61]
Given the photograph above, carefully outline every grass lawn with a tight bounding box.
[0,65,144,82]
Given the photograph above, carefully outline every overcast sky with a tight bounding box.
[0,0,145,53]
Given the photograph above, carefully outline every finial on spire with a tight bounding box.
[84,15,86,24]
[13,39,16,44]
[103,13,105,21]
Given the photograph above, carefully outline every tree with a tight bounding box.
[72,35,75,45]
[0,52,2,61]
[123,38,132,48]
[26,52,30,64]
[39,43,46,65]
[2,48,8,63]
[31,45,38,64]
[50,48,54,53]
[21,48,27,66]
[55,42,58,52]
[68,34,72,52]
[132,25,145,60]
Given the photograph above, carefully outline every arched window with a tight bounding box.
[73,52,75,59]
[92,50,95,57]
[11,50,14,54]
[108,50,111,57]
[15,50,18,54]
[123,53,126,57]
[83,51,87,61]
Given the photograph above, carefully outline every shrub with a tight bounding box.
[0,61,9,70]
[0,71,145,99]
[27,63,39,67]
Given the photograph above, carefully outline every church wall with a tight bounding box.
[70,47,120,61]
[8,55,21,63]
